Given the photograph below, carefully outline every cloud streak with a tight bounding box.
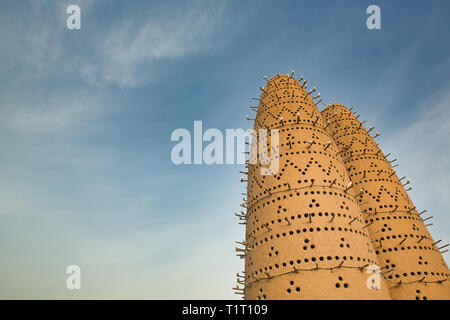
[382,87,450,264]
[90,1,231,87]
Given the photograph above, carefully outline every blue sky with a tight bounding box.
[0,0,449,299]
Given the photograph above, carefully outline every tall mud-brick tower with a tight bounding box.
[241,74,391,300]
[321,103,450,300]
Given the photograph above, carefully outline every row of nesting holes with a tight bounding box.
[261,114,323,128]
[349,168,392,179]
[256,123,330,140]
[353,178,397,188]
[365,214,423,223]
[376,233,430,243]
[261,95,312,109]
[376,245,439,255]
[364,204,411,212]
[261,96,315,109]
[257,190,354,210]
[268,237,350,258]
[260,109,322,128]
[251,211,356,234]
[345,154,389,164]
[257,101,317,118]
[250,178,342,201]
[249,225,369,249]
[387,270,449,281]
[261,88,312,102]
[248,192,355,223]
[248,193,355,223]
[341,149,380,159]
[249,255,376,277]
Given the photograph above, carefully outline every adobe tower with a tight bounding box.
[321,103,450,300]
[235,73,450,300]
[239,74,391,299]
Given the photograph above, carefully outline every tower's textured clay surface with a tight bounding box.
[321,103,450,300]
[243,75,391,300]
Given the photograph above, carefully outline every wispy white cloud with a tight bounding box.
[83,1,231,87]
[0,0,234,88]
[0,0,236,139]
[7,97,102,133]
[381,87,450,264]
